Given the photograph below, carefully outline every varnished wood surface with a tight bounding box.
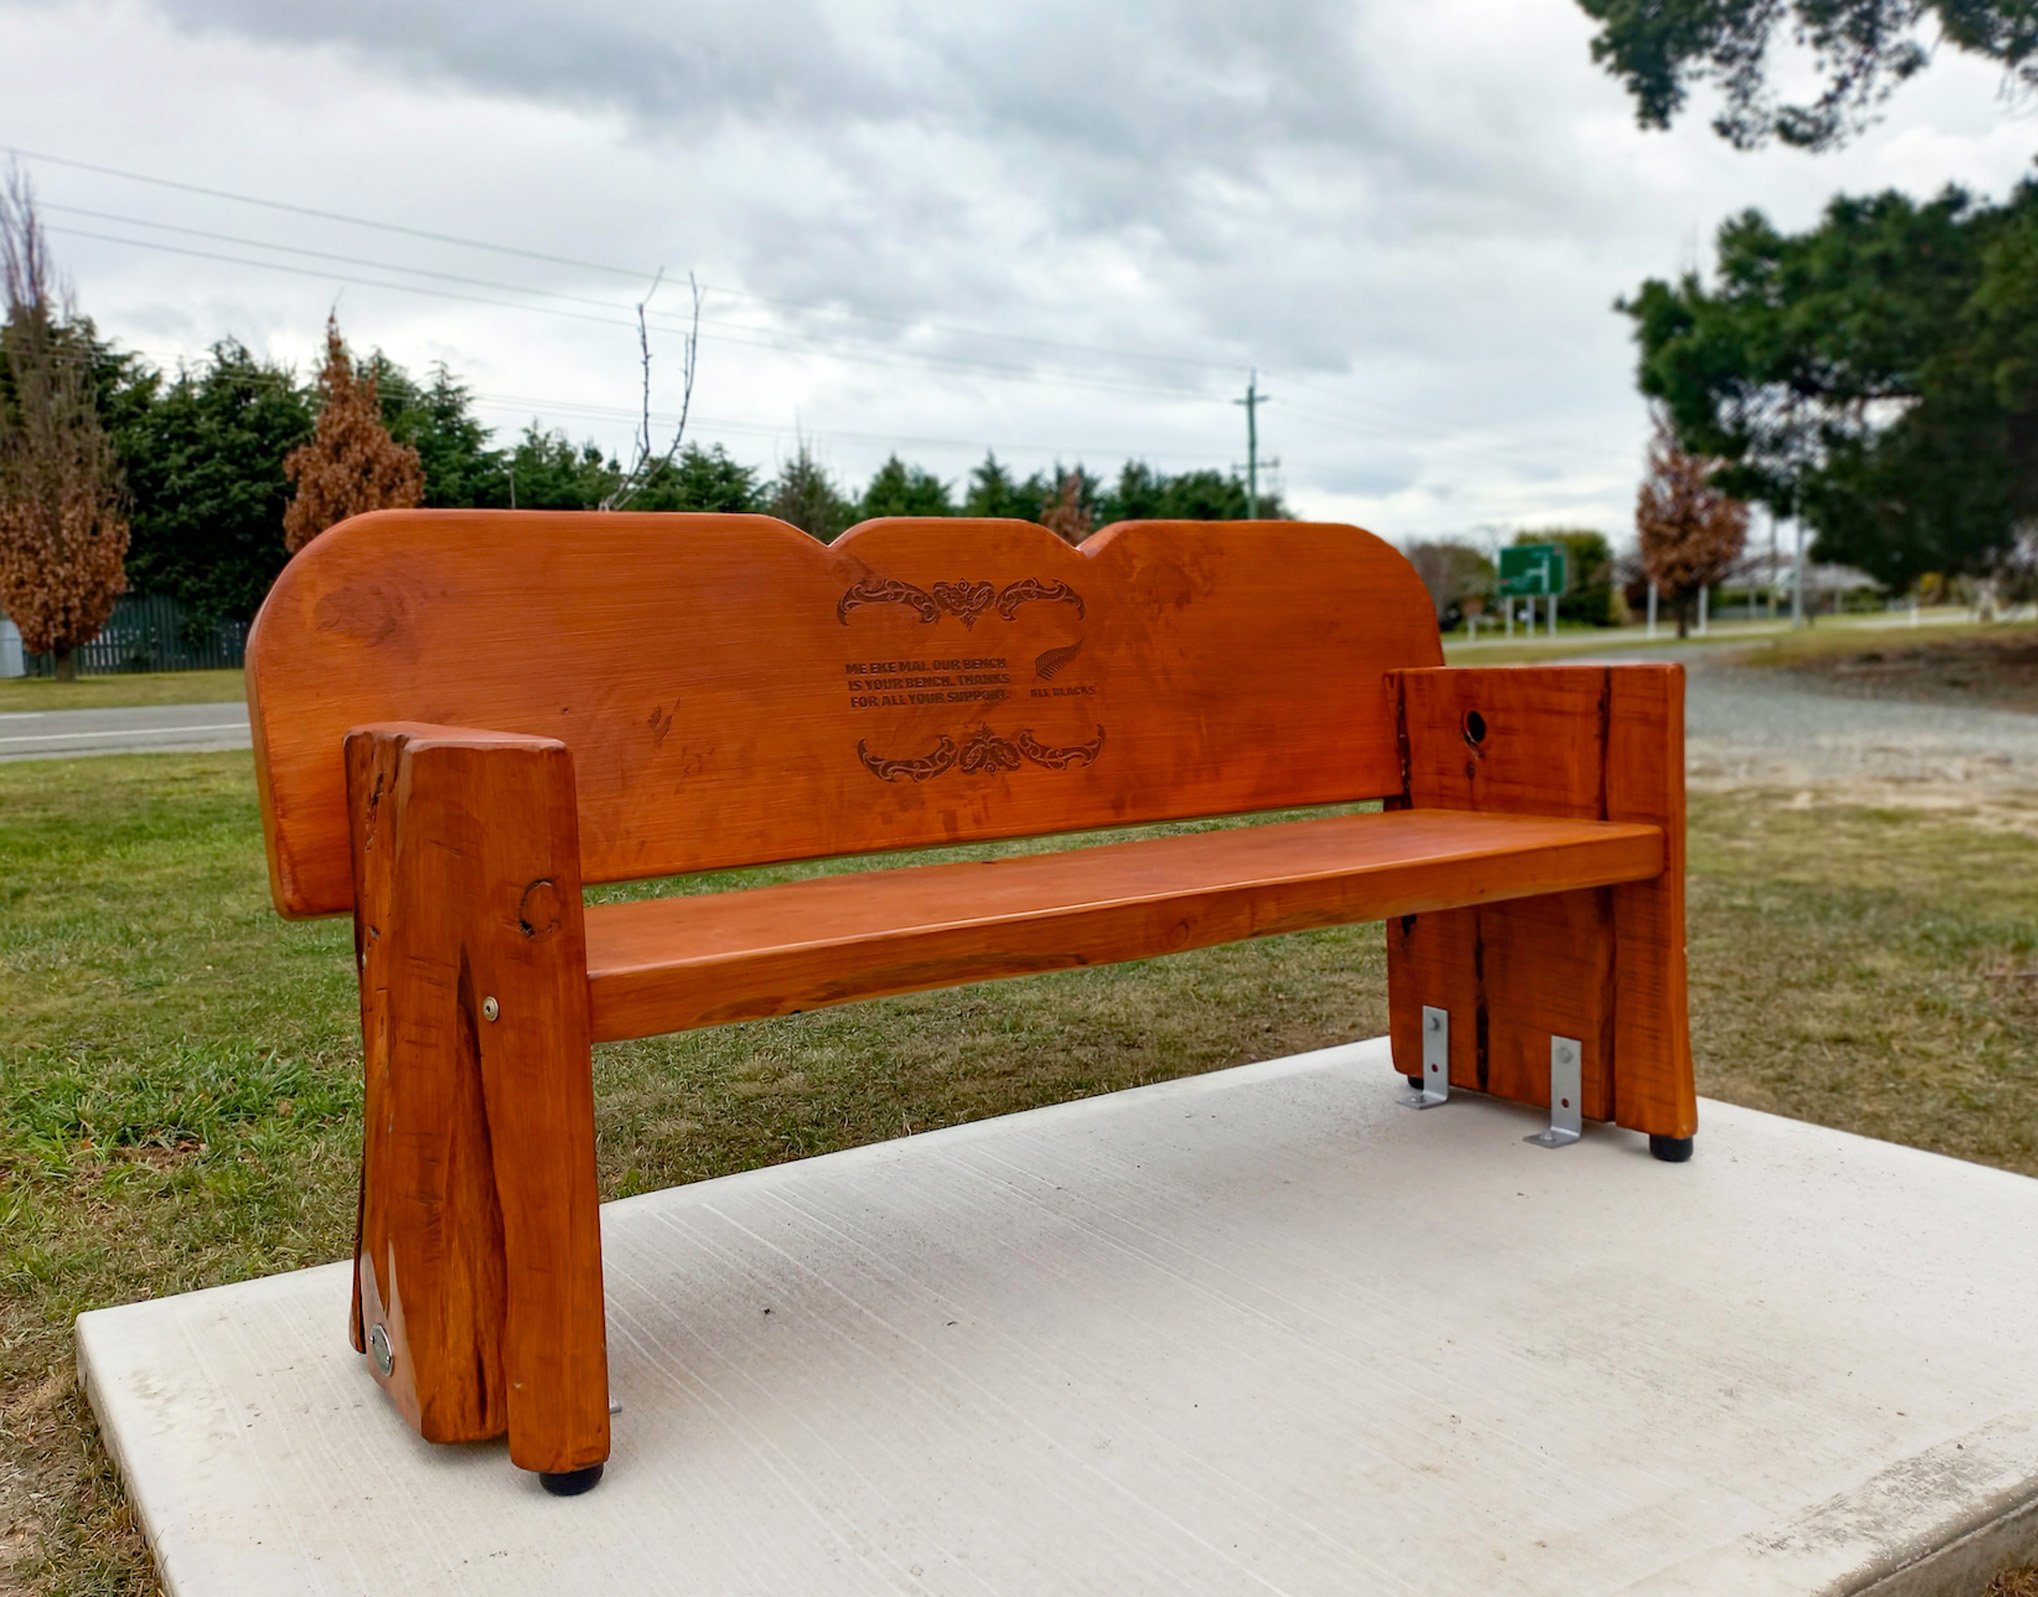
[583,809,1663,1042]
[1385,666,1695,1138]
[247,513,1443,918]
[348,724,610,1473]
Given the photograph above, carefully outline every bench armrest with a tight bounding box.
[1386,664,1683,826]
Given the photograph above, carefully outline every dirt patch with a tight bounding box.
[1731,627,2038,714]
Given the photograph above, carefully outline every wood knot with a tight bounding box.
[517,879,566,939]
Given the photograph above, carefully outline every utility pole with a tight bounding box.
[1235,369,1271,517]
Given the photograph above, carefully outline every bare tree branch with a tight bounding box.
[602,269,700,512]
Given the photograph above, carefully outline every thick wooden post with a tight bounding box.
[1385,666,1695,1143]
[346,723,610,1483]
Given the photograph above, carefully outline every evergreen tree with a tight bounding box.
[119,342,314,621]
[378,359,509,509]
[768,440,854,541]
[859,453,955,518]
[962,451,1029,517]
[633,443,765,512]
[504,424,619,510]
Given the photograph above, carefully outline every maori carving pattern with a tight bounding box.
[838,576,1085,625]
[858,725,1106,782]
[931,580,995,629]
[856,735,957,783]
[996,577,1085,620]
[838,578,939,625]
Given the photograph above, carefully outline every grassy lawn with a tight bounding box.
[3,755,2036,1593]
[0,671,246,714]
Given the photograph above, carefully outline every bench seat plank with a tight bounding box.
[584,809,1664,1041]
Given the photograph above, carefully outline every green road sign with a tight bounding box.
[1498,543,1567,598]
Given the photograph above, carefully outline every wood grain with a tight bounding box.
[248,513,1443,918]
[585,809,1663,1042]
[347,723,609,1474]
[1384,665,1695,1138]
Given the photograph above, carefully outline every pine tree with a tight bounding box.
[281,314,423,554]
[768,440,854,542]
[0,168,128,681]
[1636,411,1748,636]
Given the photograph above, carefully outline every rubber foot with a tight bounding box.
[539,1464,605,1496]
[1649,1134,1695,1163]
[1404,1075,1424,1091]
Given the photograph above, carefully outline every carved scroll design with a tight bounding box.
[838,575,1085,625]
[838,578,938,625]
[1016,726,1106,769]
[856,734,957,782]
[858,724,1107,782]
[996,577,1085,620]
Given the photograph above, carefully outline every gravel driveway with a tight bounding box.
[1564,646,2038,808]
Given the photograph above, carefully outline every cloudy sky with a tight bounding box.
[1,0,2029,548]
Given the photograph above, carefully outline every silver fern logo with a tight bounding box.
[1034,641,1084,680]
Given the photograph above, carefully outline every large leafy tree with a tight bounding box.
[118,342,314,621]
[0,171,128,679]
[1636,411,1750,634]
[1576,0,2038,149]
[1622,180,2037,588]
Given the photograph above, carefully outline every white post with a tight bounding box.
[1506,600,1514,640]
[1549,592,1558,638]
[1646,581,1658,639]
[1910,594,1920,627]
[1698,585,1709,636]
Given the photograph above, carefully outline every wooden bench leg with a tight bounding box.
[346,724,611,1489]
[1384,667,1698,1152]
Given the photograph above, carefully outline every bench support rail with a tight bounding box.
[345,723,610,1479]
[1386,666,1697,1143]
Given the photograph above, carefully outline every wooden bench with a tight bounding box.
[246,510,1696,1495]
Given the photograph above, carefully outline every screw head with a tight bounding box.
[481,996,499,1022]
[1426,1013,1442,1033]
[1557,1042,1576,1064]
[368,1322,394,1378]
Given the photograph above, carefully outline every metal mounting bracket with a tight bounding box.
[1401,1007,1451,1108]
[1525,1035,1583,1149]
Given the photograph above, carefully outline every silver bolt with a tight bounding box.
[368,1322,394,1378]
[1426,1013,1442,1033]
[1557,1042,1576,1064]
[482,996,499,1022]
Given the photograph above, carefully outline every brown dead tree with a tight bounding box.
[282,313,423,554]
[0,166,128,681]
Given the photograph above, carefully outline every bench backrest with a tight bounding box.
[247,512,1443,917]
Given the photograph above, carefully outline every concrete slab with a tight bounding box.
[79,1039,2038,1596]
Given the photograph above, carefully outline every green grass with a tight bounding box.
[3,755,2036,1593]
[0,670,246,714]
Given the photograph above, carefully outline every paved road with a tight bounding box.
[0,701,251,762]
[2,664,2034,802]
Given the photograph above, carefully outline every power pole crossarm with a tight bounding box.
[1234,370,1271,518]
